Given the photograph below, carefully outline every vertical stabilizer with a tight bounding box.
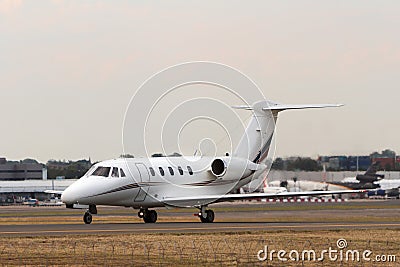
[233,101,343,163]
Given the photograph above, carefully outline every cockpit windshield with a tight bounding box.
[92,167,111,177]
[83,165,97,177]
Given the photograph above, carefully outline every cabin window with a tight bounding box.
[111,167,119,178]
[92,167,111,177]
[187,166,193,175]
[168,167,174,175]
[149,167,155,176]
[120,168,126,177]
[178,166,183,175]
[159,167,165,176]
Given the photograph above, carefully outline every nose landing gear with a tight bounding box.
[83,205,97,224]
[83,211,92,224]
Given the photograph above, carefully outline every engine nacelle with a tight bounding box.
[210,157,260,180]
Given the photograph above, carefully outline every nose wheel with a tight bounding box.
[82,205,97,224]
[83,211,92,224]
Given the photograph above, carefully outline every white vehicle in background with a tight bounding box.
[24,198,39,207]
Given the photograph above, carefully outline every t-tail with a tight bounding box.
[233,100,343,164]
[356,162,384,182]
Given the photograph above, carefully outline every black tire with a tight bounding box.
[200,210,214,223]
[83,212,92,224]
[143,210,157,223]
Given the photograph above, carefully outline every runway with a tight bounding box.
[1,221,400,236]
[1,200,399,236]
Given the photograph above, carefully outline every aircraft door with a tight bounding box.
[134,163,150,202]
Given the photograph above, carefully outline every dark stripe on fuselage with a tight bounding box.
[182,179,233,186]
[89,183,140,197]
[253,134,273,163]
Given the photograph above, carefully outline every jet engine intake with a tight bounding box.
[210,157,261,180]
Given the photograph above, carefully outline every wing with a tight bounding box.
[162,189,366,207]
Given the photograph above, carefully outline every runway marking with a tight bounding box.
[1,223,400,235]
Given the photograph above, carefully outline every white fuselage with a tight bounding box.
[61,157,260,209]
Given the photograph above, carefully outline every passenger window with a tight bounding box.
[111,167,119,178]
[92,167,111,177]
[159,167,165,176]
[120,168,126,177]
[168,167,174,175]
[187,166,193,175]
[178,166,183,175]
[149,167,155,176]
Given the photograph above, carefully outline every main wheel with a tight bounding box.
[143,210,157,223]
[200,210,214,223]
[83,212,92,224]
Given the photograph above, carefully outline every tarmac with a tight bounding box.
[2,221,400,236]
[0,199,399,236]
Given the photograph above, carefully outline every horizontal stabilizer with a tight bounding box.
[262,103,344,111]
[232,102,343,112]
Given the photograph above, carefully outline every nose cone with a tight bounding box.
[61,178,87,204]
[61,186,76,204]
[61,177,95,205]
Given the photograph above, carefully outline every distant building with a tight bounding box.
[328,157,340,170]
[0,179,75,204]
[325,156,348,171]
[372,157,395,170]
[320,155,372,171]
[347,156,371,171]
[0,158,46,181]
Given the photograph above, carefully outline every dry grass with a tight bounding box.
[0,229,399,266]
[0,201,399,265]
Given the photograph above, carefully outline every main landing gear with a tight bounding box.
[83,205,97,225]
[138,209,158,223]
[197,206,215,223]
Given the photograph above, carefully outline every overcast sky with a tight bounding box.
[1,1,399,162]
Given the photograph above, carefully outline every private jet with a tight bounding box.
[59,100,366,224]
